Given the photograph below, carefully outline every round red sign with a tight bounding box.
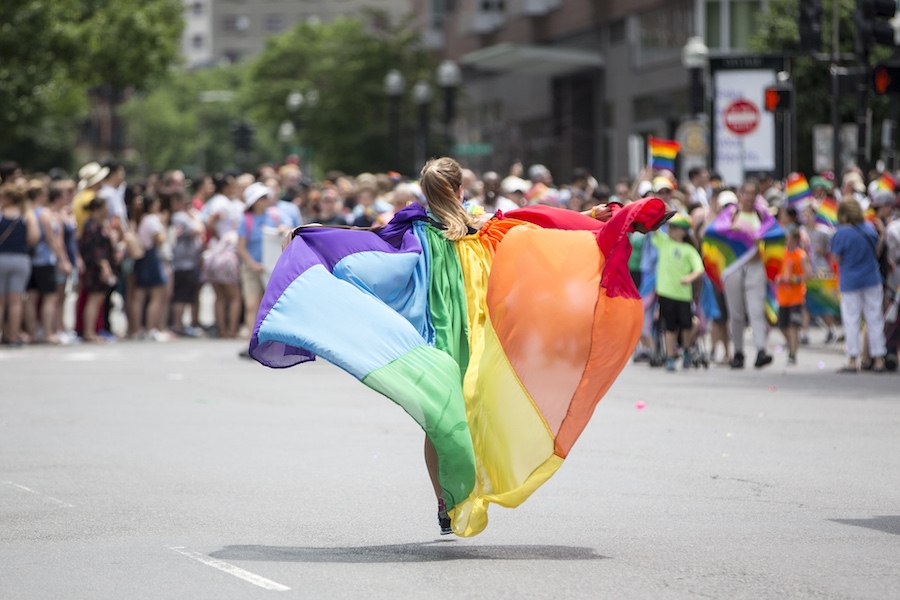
[723,99,760,136]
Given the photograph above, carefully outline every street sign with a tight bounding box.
[453,143,493,156]
[724,99,760,135]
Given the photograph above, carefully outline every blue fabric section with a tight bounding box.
[255,264,425,379]
[332,246,434,344]
[413,221,436,345]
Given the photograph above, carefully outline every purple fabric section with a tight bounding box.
[248,205,429,368]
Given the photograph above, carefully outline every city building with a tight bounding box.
[182,0,412,68]
[411,0,768,183]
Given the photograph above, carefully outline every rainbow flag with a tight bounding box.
[250,199,668,537]
[702,203,785,292]
[648,136,680,171]
[765,283,779,326]
[786,173,813,207]
[877,171,896,192]
[815,196,838,228]
[806,277,840,317]
[865,207,878,223]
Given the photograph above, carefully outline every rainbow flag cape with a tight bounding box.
[648,136,680,171]
[786,173,813,207]
[806,276,840,317]
[702,203,785,294]
[250,199,668,537]
[877,171,896,192]
[815,196,838,228]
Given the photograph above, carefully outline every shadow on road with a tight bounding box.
[830,516,900,536]
[210,542,607,563]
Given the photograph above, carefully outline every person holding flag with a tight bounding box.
[703,180,782,369]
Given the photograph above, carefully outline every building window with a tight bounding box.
[224,50,242,63]
[190,1,203,16]
[223,15,250,33]
[609,19,626,45]
[637,0,693,64]
[264,14,284,32]
[192,34,204,49]
[705,0,763,51]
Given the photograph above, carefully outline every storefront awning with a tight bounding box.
[461,43,604,75]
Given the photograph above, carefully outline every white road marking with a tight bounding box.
[2,481,74,507]
[168,546,290,592]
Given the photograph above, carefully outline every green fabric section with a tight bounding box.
[424,224,469,381]
[363,344,476,509]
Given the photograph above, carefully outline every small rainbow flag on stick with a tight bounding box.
[815,196,838,228]
[648,136,680,171]
[877,171,896,192]
[786,173,812,207]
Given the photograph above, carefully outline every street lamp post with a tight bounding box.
[413,80,432,173]
[436,60,461,155]
[681,36,709,119]
[384,69,405,170]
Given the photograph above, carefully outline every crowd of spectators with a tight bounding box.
[0,157,896,372]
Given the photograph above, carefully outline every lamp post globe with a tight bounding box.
[681,36,709,70]
[413,80,432,105]
[384,69,405,97]
[436,60,462,89]
[286,91,304,112]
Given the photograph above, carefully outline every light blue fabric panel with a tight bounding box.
[256,264,425,379]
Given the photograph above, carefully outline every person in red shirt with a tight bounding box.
[776,227,812,365]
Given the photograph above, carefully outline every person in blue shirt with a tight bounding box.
[830,198,886,372]
[237,182,283,337]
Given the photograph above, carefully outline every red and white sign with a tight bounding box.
[723,99,760,136]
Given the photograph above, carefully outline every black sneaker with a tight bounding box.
[730,352,745,369]
[437,498,452,535]
[754,350,773,368]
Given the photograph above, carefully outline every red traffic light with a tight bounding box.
[872,63,900,95]
[764,86,791,112]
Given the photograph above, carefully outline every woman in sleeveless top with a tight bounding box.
[25,183,71,344]
[0,184,40,345]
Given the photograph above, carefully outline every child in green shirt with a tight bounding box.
[652,214,705,371]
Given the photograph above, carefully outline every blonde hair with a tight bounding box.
[420,157,473,240]
[837,198,864,225]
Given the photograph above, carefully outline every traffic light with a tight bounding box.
[798,0,823,53]
[872,63,900,94]
[764,84,792,112]
[230,121,255,152]
[855,0,897,52]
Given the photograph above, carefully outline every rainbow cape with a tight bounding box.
[250,199,668,536]
[786,173,813,207]
[648,136,680,171]
[815,196,838,228]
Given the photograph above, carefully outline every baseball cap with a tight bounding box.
[717,190,738,206]
[668,213,692,229]
[652,176,674,193]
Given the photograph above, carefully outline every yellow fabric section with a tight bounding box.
[449,236,562,537]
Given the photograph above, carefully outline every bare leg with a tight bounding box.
[212,283,226,336]
[225,284,242,338]
[664,331,679,359]
[41,293,59,343]
[82,293,104,342]
[424,437,441,499]
[172,303,186,332]
[146,285,166,332]
[129,287,147,336]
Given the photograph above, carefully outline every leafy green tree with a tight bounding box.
[245,16,434,175]
[751,0,892,173]
[0,0,183,170]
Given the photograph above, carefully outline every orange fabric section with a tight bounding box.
[554,291,642,457]
[486,228,602,435]
[478,217,535,253]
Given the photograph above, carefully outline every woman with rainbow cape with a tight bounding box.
[249,158,670,537]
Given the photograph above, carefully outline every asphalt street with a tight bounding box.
[1,338,898,599]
